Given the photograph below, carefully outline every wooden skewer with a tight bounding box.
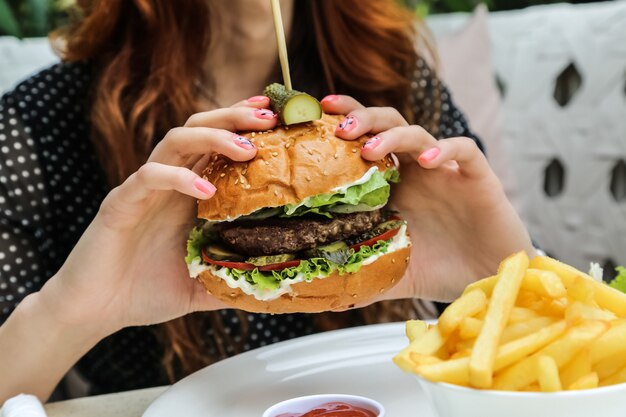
[270,0,292,91]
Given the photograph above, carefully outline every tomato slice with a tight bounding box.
[201,248,301,271]
[350,227,401,252]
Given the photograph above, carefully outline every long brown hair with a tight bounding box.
[56,0,441,381]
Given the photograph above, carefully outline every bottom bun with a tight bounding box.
[197,247,411,314]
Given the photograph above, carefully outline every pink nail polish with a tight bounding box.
[247,95,268,103]
[194,178,216,196]
[321,95,339,104]
[336,116,357,133]
[254,108,276,120]
[362,137,382,151]
[419,147,440,162]
[233,135,255,150]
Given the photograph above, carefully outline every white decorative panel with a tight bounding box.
[430,2,626,275]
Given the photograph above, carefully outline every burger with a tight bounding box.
[185,113,411,313]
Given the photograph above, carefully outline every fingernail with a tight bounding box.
[336,116,357,133]
[419,147,440,162]
[254,108,276,120]
[194,178,216,196]
[362,136,382,151]
[233,135,255,150]
[247,95,268,103]
[321,94,339,104]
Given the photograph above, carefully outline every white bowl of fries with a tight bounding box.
[416,375,626,417]
[394,252,626,417]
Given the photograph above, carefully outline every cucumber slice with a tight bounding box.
[247,253,296,266]
[205,244,245,262]
[263,83,322,125]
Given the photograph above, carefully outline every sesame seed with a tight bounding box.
[285,143,290,149]
[308,149,314,155]
[224,164,228,169]
[352,149,357,153]
[323,170,328,176]
[391,278,396,284]
[334,153,338,159]
[379,289,384,294]
[285,126,289,130]
[245,184,251,189]
[265,160,270,165]
[352,294,357,299]
[242,169,247,175]
[306,175,311,181]
[220,173,225,178]
[260,141,265,147]
[235,178,239,185]
[391,258,396,264]
[251,132,256,137]
[268,129,273,133]
[273,190,279,196]
[272,152,278,157]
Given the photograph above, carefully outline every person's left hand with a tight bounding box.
[321,95,535,302]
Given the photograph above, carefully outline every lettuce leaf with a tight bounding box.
[185,226,210,264]
[219,239,391,290]
[609,266,626,293]
[283,169,399,218]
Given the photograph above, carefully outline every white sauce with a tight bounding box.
[187,224,411,301]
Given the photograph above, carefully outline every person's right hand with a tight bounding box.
[35,96,277,336]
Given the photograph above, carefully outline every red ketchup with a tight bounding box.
[276,401,378,417]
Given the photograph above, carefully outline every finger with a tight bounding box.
[184,106,277,130]
[417,136,490,179]
[320,94,364,115]
[149,127,257,165]
[334,106,409,141]
[231,95,271,109]
[110,163,216,209]
[359,125,438,161]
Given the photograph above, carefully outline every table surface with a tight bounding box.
[43,386,167,417]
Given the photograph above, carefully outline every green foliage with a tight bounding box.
[398,0,603,15]
[609,266,626,294]
[0,0,70,38]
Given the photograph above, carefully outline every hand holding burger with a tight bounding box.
[187,113,411,313]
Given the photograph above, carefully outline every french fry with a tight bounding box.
[508,306,541,323]
[589,320,626,364]
[412,325,445,356]
[594,352,626,379]
[523,269,567,298]
[393,325,445,372]
[568,276,598,306]
[537,356,562,392]
[568,372,599,390]
[416,320,567,385]
[599,363,626,387]
[405,320,428,343]
[494,320,568,372]
[470,251,529,388]
[438,289,487,336]
[530,256,626,316]
[463,275,497,297]
[515,290,543,310]
[565,301,617,324]
[459,317,483,340]
[560,349,592,388]
[409,352,442,366]
[493,320,608,391]
[500,317,558,344]
[398,252,626,392]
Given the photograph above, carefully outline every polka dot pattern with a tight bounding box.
[0,61,480,394]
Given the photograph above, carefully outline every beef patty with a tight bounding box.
[217,210,383,256]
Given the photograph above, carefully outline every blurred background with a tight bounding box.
[1,0,625,278]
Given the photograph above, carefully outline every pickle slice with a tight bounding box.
[247,253,296,266]
[264,83,322,125]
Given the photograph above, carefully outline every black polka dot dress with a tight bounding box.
[0,61,479,394]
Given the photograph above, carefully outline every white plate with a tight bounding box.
[142,322,436,417]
